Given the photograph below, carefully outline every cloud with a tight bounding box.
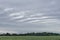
[30,13,43,17]
[4,8,14,12]
[16,15,49,23]
[27,20,40,23]
[11,16,24,20]
[9,13,20,16]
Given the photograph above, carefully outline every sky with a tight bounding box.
[0,0,60,33]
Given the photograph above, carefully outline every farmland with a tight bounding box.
[0,36,60,40]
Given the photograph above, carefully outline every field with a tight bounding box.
[0,36,60,40]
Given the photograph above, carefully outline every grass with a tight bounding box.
[0,36,60,40]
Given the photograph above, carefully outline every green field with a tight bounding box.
[0,36,60,40]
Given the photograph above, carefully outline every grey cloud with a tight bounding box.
[0,0,60,33]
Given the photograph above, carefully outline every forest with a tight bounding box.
[0,32,60,36]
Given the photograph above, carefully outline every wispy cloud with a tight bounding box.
[4,8,14,12]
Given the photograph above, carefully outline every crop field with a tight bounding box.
[0,36,60,40]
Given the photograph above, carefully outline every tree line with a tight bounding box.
[0,32,60,36]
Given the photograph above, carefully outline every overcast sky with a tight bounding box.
[0,0,60,33]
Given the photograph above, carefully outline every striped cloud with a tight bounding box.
[8,10,51,23]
